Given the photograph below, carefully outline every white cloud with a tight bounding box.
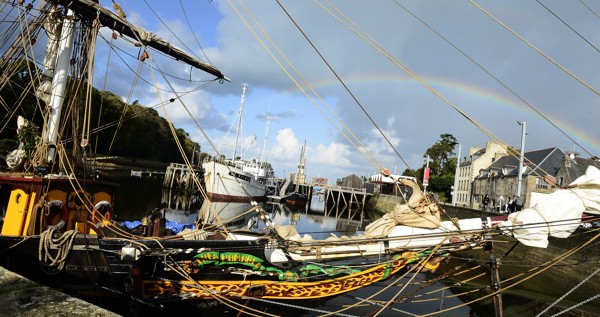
[310,142,352,167]
[270,128,301,161]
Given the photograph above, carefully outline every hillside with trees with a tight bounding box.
[0,59,198,167]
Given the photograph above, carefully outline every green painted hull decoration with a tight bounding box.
[193,251,362,281]
[193,251,264,270]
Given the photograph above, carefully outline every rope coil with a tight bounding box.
[38,226,78,274]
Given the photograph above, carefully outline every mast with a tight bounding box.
[296,140,306,191]
[232,84,247,161]
[259,113,271,172]
[55,0,229,81]
[45,9,76,164]
[38,0,229,166]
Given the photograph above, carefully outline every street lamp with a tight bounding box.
[516,121,526,205]
[452,144,461,206]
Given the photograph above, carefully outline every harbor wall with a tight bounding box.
[0,266,119,316]
[438,204,600,316]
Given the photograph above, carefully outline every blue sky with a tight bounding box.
[89,0,600,183]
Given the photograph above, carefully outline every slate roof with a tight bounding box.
[459,147,486,166]
[480,147,564,178]
[560,156,600,183]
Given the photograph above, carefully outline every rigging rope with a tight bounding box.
[315,0,558,181]
[229,0,383,172]
[469,0,600,107]
[243,296,360,317]
[389,0,595,160]
[420,231,600,316]
[535,265,600,316]
[547,293,600,317]
[178,0,212,64]
[106,51,144,154]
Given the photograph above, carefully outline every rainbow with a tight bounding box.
[261,73,600,156]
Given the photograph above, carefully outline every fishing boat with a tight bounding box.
[283,141,309,206]
[0,1,496,315]
[202,84,275,203]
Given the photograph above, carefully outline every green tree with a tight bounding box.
[424,133,458,175]
[401,134,458,202]
[426,134,458,202]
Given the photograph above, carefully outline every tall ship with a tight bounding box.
[202,84,274,202]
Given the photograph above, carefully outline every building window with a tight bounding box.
[536,177,548,189]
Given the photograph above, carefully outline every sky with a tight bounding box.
[83,0,600,183]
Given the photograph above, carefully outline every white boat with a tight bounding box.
[202,84,275,202]
[202,157,272,202]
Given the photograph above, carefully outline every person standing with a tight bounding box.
[482,194,490,212]
[497,195,505,212]
[508,197,516,213]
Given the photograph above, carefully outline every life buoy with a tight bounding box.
[92,201,113,225]
[45,200,69,230]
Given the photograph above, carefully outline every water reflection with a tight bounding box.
[197,200,255,229]
[161,186,202,211]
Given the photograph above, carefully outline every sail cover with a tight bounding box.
[499,166,600,248]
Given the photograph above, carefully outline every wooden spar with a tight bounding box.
[54,0,230,81]
[490,253,504,317]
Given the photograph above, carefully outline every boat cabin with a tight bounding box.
[369,174,416,198]
[0,175,118,236]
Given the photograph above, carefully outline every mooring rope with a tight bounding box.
[38,226,78,274]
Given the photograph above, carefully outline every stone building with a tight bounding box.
[456,141,508,207]
[472,147,564,211]
[554,153,600,187]
[337,174,364,189]
[311,176,329,187]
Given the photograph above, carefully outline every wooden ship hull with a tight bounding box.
[0,215,430,308]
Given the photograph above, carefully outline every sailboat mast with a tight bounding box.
[260,113,271,169]
[45,9,76,164]
[296,140,306,191]
[232,83,247,160]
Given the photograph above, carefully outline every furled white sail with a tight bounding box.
[499,166,600,248]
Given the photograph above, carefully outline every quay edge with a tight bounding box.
[0,266,120,317]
